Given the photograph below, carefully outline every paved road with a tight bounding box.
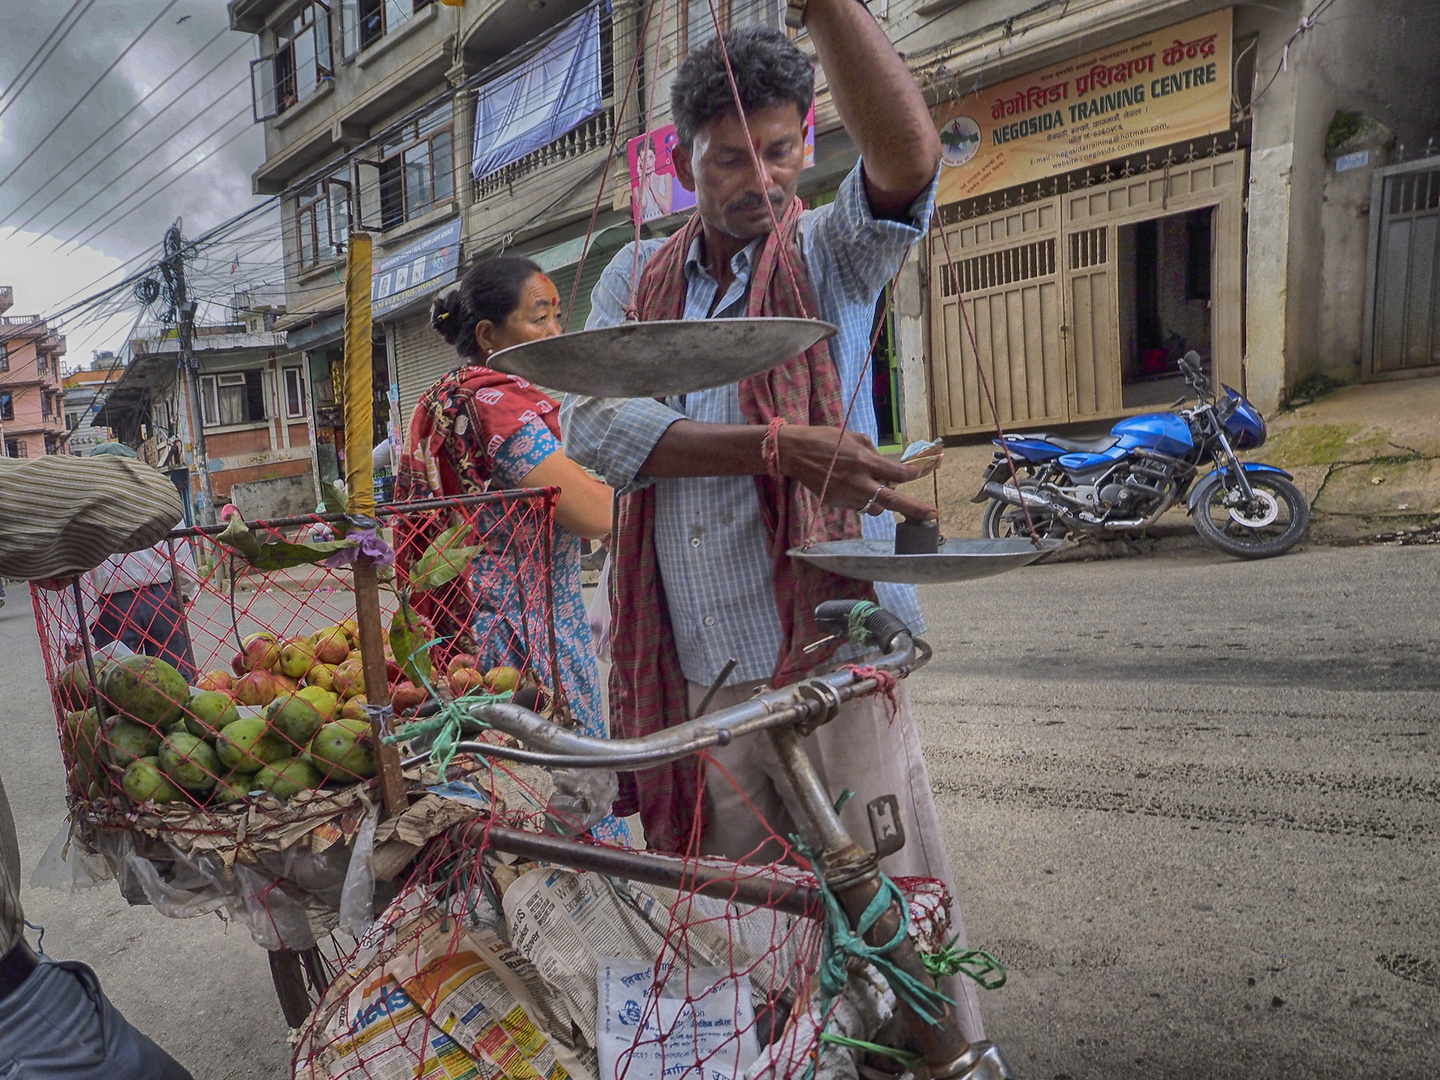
[1,543,1436,1079]
[913,542,1439,1079]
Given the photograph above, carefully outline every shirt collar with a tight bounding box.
[684,233,764,285]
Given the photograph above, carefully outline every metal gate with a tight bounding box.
[1363,156,1440,378]
[929,150,1246,435]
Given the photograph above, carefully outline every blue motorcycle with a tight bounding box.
[973,352,1309,559]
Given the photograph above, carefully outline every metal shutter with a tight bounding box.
[390,312,458,427]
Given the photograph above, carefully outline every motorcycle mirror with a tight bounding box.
[1173,395,1187,408]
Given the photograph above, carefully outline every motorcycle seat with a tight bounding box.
[1042,434,1119,454]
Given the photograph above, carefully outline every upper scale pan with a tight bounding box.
[485,318,838,398]
[789,537,1065,584]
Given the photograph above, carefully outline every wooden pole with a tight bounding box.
[342,232,405,815]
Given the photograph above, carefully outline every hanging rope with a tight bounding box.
[625,0,671,317]
[796,838,955,1026]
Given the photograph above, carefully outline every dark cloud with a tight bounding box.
[0,0,268,262]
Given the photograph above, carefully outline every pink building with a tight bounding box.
[0,285,66,457]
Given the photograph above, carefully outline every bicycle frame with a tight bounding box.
[431,600,1011,1080]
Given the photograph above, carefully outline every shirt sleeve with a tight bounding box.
[801,162,939,304]
[491,418,563,489]
[0,456,183,581]
[562,239,684,492]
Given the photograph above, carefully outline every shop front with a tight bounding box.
[928,8,1245,435]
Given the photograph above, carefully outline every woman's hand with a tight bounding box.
[521,451,615,539]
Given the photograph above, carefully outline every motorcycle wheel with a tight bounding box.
[980,482,1067,545]
[1191,474,1310,559]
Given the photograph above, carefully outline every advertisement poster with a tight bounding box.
[933,8,1232,203]
[627,104,817,225]
[372,217,462,318]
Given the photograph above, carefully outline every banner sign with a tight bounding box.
[372,218,462,318]
[626,104,817,225]
[933,8,1232,203]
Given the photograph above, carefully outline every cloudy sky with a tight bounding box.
[0,0,280,366]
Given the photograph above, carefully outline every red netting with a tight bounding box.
[28,491,580,940]
[289,754,956,1080]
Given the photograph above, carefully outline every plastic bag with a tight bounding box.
[338,805,380,938]
[598,959,759,1080]
[587,553,611,662]
[547,769,619,835]
[30,822,114,891]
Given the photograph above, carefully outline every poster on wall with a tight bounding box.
[372,218,462,319]
[626,104,817,225]
[932,7,1233,204]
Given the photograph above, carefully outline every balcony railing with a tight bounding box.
[2,314,43,327]
[473,107,615,202]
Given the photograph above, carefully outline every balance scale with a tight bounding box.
[489,318,1062,582]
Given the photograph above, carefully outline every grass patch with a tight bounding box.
[1263,423,1386,467]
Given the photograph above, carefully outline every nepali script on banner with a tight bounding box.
[933,7,1232,204]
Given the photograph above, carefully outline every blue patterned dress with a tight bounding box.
[487,420,630,847]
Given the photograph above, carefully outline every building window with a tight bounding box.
[283,367,307,418]
[339,0,435,57]
[0,391,12,421]
[251,2,333,120]
[359,103,452,231]
[296,167,352,271]
[0,345,8,371]
[41,392,52,419]
[684,0,774,54]
[200,371,268,427]
[5,439,26,458]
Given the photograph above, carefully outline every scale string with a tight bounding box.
[933,217,1040,543]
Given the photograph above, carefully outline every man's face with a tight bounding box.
[673,103,808,243]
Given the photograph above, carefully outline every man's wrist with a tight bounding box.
[789,0,867,28]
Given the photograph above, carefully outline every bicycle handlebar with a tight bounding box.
[401,601,929,771]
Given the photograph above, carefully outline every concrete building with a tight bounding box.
[60,353,124,457]
[0,285,67,457]
[97,310,317,522]
[229,0,1440,455]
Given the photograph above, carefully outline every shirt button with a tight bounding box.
[690,537,701,547]
[703,616,715,627]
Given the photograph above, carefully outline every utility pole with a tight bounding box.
[164,222,216,525]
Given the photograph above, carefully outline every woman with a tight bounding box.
[396,257,628,846]
[632,135,673,222]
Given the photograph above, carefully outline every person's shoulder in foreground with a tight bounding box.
[0,449,183,581]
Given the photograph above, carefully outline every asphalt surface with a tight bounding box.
[1,542,1436,1079]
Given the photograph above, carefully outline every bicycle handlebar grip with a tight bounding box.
[813,600,911,652]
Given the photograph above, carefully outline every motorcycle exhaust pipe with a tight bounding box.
[981,480,1058,513]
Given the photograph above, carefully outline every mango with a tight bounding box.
[99,655,189,728]
[215,717,287,773]
[122,756,183,804]
[159,731,220,792]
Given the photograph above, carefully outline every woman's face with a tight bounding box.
[638,141,656,173]
[476,272,563,357]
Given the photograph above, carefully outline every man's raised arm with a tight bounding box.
[800,0,941,217]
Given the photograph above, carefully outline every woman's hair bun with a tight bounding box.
[430,291,465,346]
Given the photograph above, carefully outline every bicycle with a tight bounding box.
[366,598,1015,1080]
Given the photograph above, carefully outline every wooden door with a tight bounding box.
[928,197,1067,435]
[1063,223,1122,417]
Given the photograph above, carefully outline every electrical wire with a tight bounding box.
[0,0,98,125]
[0,0,185,192]
[55,105,256,251]
[3,29,246,230]
[0,0,89,102]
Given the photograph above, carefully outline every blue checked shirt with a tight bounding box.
[562,162,934,686]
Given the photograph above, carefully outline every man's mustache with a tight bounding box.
[727,191,786,214]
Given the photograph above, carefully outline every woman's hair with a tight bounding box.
[430,255,543,359]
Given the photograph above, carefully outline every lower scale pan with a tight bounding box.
[789,536,1065,584]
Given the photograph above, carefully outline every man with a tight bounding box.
[62,443,199,680]
[0,451,196,1080]
[564,12,985,1040]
